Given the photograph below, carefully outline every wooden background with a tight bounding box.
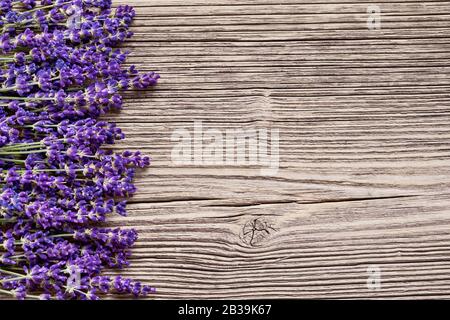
[108,0,450,299]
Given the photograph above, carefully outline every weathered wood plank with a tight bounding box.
[109,0,450,299]
[107,193,450,299]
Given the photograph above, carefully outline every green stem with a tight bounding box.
[0,276,27,283]
[0,96,75,102]
[0,268,23,277]
[48,234,73,239]
[0,144,45,152]
[0,150,46,155]
[0,158,26,163]
[0,77,62,93]
[0,141,46,148]
[0,288,14,297]
[0,288,41,300]
[0,218,18,224]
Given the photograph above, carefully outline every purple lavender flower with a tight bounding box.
[0,0,158,300]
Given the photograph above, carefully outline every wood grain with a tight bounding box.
[110,0,450,299]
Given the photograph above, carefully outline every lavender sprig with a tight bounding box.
[0,0,159,300]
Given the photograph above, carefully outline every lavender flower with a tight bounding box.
[0,0,158,300]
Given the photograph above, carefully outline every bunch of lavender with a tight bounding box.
[0,0,159,299]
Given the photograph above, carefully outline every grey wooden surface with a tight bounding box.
[108,0,450,299]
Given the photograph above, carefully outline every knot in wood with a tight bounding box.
[241,218,276,247]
